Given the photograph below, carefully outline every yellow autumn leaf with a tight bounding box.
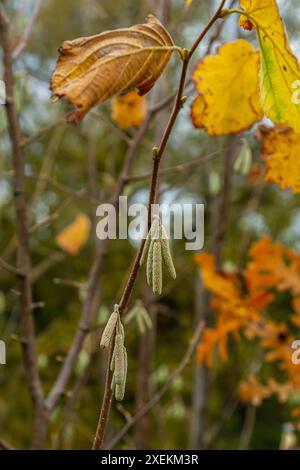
[191,39,263,136]
[259,125,300,193]
[50,15,177,122]
[239,0,300,133]
[111,91,147,129]
[56,214,91,255]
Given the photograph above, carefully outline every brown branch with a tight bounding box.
[0,438,14,450]
[92,0,226,450]
[31,251,65,283]
[27,173,101,206]
[53,277,86,290]
[0,257,24,277]
[106,320,205,449]
[12,0,42,60]
[20,116,66,147]
[45,112,152,413]
[124,144,235,184]
[0,5,45,449]
[29,197,72,233]
[90,110,132,144]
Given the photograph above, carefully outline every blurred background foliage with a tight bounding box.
[0,0,300,450]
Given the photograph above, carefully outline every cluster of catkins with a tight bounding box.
[140,215,176,295]
[100,304,127,401]
[125,300,152,334]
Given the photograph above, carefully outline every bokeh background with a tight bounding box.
[1,0,300,450]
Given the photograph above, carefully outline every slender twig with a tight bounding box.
[12,0,42,60]
[124,144,235,184]
[239,404,256,450]
[92,0,226,450]
[53,277,86,290]
[0,438,14,450]
[27,173,101,206]
[29,197,72,233]
[20,116,66,147]
[0,257,24,277]
[31,251,65,284]
[0,5,45,449]
[45,112,153,413]
[90,110,132,144]
[106,320,205,449]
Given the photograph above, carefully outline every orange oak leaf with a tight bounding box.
[247,236,300,296]
[50,15,177,121]
[195,237,300,370]
[111,91,147,128]
[239,375,271,406]
[259,125,300,193]
[191,39,263,136]
[56,213,91,255]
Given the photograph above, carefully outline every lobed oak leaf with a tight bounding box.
[239,0,300,133]
[50,15,176,121]
[191,39,263,136]
[111,91,147,129]
[56,213,91,255]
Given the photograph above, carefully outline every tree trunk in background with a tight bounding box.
[190,277,208,449]
[134,288,157,449]
[190,136,238,449]
[212,136,238,265]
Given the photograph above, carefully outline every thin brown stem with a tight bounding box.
[92,0,226,450]
[0,257,24,277]
[12,0,42,60]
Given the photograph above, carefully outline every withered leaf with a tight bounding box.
[50,15,177,121]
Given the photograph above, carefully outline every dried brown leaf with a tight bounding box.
[50,15,177,121]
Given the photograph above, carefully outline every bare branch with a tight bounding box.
[12,0,42,60]
[92,0,226,450]
[124,145,234,184]
[21,116,66,148]
[0,257,24,277]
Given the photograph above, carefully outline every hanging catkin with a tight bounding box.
[125,300,152,334]
[160,224,176,280]
[139,305,152,329]
[140,230,152,267]
[100,306,128,401]
[152,239,162,295]
[146,239,154,287]
[115,346,127,401]
[114,333,125,385]
[140,216,160,267]
[110,345,116,371]
[234,138,252,175]
[141,216,176,295]
[100,305,119,348]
